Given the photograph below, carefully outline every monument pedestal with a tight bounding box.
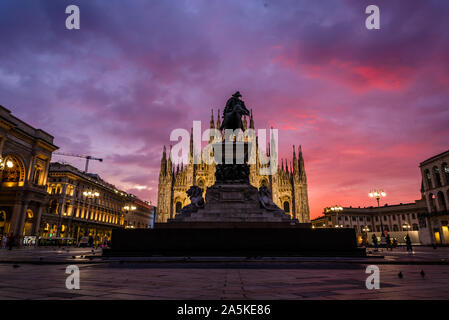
[105,140,364,257]
[171,183,292,223]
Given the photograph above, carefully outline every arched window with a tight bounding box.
[442,163,449,185]
[48,200,57,214]
[260,179,268,188]
[175,201,183,213]
[429,193,437,212]
[433,166,442,187]
[33,166,42,185]
[283,201,290,213]
[437,191,447,212]
[393,225,399,231]
[425,169,432,189]
[197,179,204,189]
[412,224,419,231]
[2,155,25,185]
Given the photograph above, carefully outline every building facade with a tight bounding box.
[157,110,310,223]
[43,162,154,245]
[311,201,427,245]
[419,150,449,245]
[0,106,58,243]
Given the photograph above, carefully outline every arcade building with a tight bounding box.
[0,105,58,241]
[42,162,155,245]
[0,105,154,246]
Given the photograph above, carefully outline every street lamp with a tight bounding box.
[123,205,137,213]
[83,190,100,221]
[123,205,137,229]
[329,205,343,228]
[362,226,370,246]
[369,189,386,233]
[369,189,386,207]
[402,223,411,235]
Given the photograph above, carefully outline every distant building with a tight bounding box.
[157,110,310,223]
[311,201,427,245]
[0,106,58,242]
[419,149,449,245]
[43,162,154,245]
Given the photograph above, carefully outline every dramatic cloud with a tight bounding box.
[1,0,448,218]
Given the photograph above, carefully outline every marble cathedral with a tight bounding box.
[156,109,310,223]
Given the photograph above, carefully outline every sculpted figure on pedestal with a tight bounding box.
[178,185,205,214]
[220,91,250,132]
[258,186,278,211]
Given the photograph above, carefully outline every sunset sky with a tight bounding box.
[1,0,448,219]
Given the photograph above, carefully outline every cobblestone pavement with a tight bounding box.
[0,247,448,300]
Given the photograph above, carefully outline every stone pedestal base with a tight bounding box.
[171,183,293,223]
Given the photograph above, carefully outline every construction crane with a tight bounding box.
[54,152,103,173]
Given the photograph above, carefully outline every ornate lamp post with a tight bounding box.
[82,190,100,243]
[329,205,343,227]
[362,226,370,246]
[369,189,386,248]
[369,189,386,232]
[402,223,411,235]
[123,204,136,229]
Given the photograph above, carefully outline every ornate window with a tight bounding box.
[175,201,183,213]
[33,165,42,185]
[437,191,447,211]
[283,201,290,213]
[1,155,25,185]
[425,169,432,189]
[443,163,449,185]
[433,166,442,187]
[429,193,436,212]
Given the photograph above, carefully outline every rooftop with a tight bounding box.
[420,149,449,166]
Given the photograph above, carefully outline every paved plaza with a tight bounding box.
[0,247,448,300]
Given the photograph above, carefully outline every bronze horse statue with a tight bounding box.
[220,102,250,132]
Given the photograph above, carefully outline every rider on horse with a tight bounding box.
[220,91,250,132]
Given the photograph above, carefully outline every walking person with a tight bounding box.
[7,233,15,250]
[405,234,413,253]
[386,234,392,251]
[1,234,7,249]
[372,234,378,252]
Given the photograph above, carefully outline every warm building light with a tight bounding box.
[6,160,13,168]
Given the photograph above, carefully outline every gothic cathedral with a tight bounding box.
[156,110,310,223]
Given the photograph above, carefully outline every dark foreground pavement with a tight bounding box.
[0,247,448,300]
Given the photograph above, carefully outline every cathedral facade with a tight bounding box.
[156,110,310,223]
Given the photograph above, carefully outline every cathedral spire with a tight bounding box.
[216,108,221,130]
[249,109,254,129]
[210,109,215,129]
[167,145,173,175]
[298,145,307,182]
[243,115,248,131]
[160,145,167,175]
[209,109,215,143]
[292,145,298,174]
[189,127,194,163]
